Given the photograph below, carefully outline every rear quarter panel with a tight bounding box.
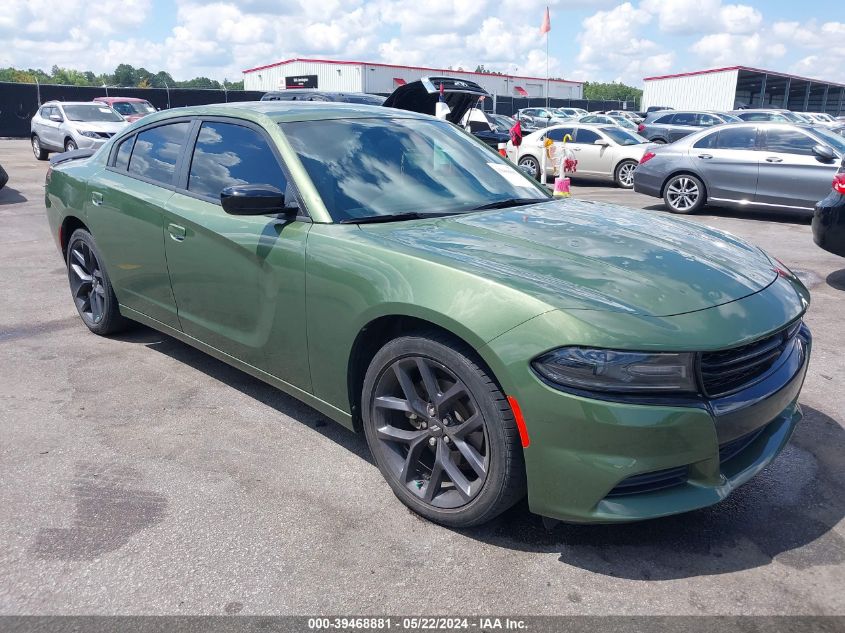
[45,159,98,256]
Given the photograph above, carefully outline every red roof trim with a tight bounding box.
[393,77,406,85]
[242,57,583,85]
[514,86,529,96]
[644,66,845,89]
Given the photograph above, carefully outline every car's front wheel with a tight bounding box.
[32,135,48,161]
[65,139,78,152]
[66,229,128,335]
[518,155,541,181]
[663,174,705,214]
[614,159,637,188]
[362,333,525,527]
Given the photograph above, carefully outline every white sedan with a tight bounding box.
[506,123,653,188]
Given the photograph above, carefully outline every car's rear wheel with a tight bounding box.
[65,138,77,152]
[663,174,705,214]
[362,333,525,527]
[652,138,667,144]
[32,135,48,161]
[614,160,637,188]
[518,155,541,181]
[66,229,128,335]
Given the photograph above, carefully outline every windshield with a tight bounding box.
[601,126,648,146]
[343,94,386,105]
[282,117,549,222]
[811,128,845,155]
[720,113,742,122]
[63,104,124,122]
[490,114,515,129]
[109,101,155,116]
[782,111,806,123]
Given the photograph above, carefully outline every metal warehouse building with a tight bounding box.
[642,66,845,115]
[242,57,583,100]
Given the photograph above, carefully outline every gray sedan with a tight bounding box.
[633,122,845,214]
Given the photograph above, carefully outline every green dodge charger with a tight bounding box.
[44,101,812,527]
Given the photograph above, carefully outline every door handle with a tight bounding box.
[168,223,187,242]
[766,157,783,163]
[697,154,713,159]
[571,147,581,151]
[91,191,103,206]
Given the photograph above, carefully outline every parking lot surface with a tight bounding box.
[1,138,843,615]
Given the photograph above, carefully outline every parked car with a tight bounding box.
[93,97,156,123]
[44,101,812,527]
[830,124,845,139]
[606,110,644,123]
[507,123,651,187]
[30,101,128,159]
[383,76,491,126]
[460,108,512,149]
[577,113,639,132]
[261,90,386,105]
[515,107,569,130]
[729,109,806,123]
[645,106,672,113]
[803,112,839,127]
[633,122,844,214]
[812,159,845,257]
[639,110,741,144]
[0,163,7,191]
[553,107,587,119]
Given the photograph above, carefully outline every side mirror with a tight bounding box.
[593,139,609,146]
[813,144,836,162]
[49,114,63,123]
[221,184,295,216]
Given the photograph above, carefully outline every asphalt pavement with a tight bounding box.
[0,139,843,616]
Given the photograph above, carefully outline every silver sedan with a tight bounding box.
[633,122,845,215]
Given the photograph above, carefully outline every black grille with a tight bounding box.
[700,321,801,397]
[606,465,689,497]
[719,426,766,464]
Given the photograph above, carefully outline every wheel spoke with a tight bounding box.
[442,454,473,501]
[374,396,412,413]
[398,436,428,483]
[393,362,426,415]
[437,382,466,410]
[70,263,91,282]
[423,447,446,502]
[452,438,487,478]
[452,413,483,439]
[415,358,440,403]
[376,425,426,445]
[71,248,87,269]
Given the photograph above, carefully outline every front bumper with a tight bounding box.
[73,135,108,150]
[482,291,811,523]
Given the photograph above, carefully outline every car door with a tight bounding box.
[755,127,841,209]
[667,112,698,142]
[83,121,190,329]
[570,128,614,176]
[162,118,312,390]
[689,125,760,202]
[39,106,63,151]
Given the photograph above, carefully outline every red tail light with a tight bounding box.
[640,151,656,165]
[638,123,646,133]
[834,173,845,194]
[45,165,53,184]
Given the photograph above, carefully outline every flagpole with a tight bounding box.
[546,30,549,108]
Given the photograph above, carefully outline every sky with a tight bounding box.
[1,0,843,86]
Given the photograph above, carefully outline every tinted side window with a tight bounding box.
[575,129,600,144]
[114,135,135,170]
[655,114,674,124]
[697,113,720,127]
[693,131,719,149]
[739,112,769,121]
[672,112,697,125]
[764,129,817,155]
[546,128,575,142]
[188,121,287,199]
[128,122,190,185]
[716,127,757,150]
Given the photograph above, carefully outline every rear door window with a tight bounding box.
[697,113,721,127]
[672,112,697,126]
[114,135,136,170]
[574,129,601,144]
[187,121,287,200]
[763,128,817,155]
[546,128,575,142]
[128,122,191,186]
[693,131,719,149]
[715,127,758,150]
[654,114,675,124]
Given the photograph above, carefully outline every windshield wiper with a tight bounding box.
[469,197,550,211]
[339,211,457,225]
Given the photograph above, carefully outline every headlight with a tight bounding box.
[78,131,100,138]
[531,348,697,394]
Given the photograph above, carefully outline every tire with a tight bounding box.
[663,174,706,214]
[652,138,667,144]
[518,155,541,181]
[32,135,48,161]
[66,229,129,335]
[614,159,637,189]
[361,332,526,527]
[0,164,7,191]
[64,138,77,152]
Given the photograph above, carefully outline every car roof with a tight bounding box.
[44,101,114,107]
[124,100,432,124]
[94,97,150,102]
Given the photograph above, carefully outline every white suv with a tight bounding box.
[30,101,128,160]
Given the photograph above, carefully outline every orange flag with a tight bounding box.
[540,6,550,34]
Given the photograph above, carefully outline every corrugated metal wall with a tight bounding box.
[245,61,583,99]
[642,70,738,111]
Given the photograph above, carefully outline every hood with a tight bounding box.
[362,200,778,317]
[383,76,490,125]
[72,120,128,134]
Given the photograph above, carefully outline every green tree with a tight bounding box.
[583,81,643,104]
[112,63,137,87]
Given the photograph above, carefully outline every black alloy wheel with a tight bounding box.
[66,230,127,335]
[362,334,525,527]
